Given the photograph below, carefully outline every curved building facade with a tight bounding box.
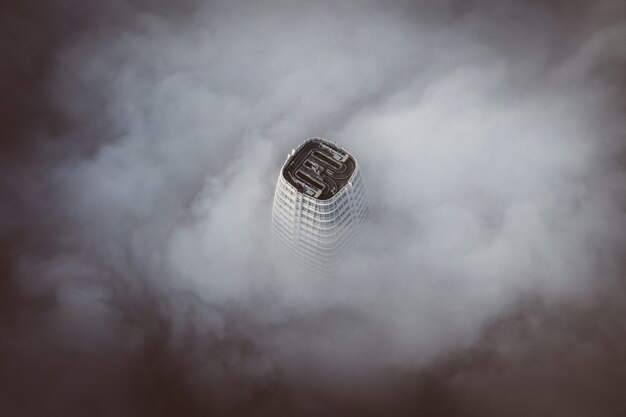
[272,138,369,275]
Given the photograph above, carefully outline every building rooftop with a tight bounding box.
[282,138,356,200]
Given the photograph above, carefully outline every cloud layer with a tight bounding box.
[1,0,625,415]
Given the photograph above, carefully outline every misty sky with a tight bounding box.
[1,0,625,416]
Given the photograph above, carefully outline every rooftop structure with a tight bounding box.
[282,139,356,200]
[272,138,369,275]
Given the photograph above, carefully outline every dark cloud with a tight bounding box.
[1,0,625,416]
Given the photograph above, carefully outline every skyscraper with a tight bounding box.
[272,138,369,275]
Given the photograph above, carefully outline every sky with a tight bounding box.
[1,0,625,416]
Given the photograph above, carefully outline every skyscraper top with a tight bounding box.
[273,137,368,275]
[282,138,356,200]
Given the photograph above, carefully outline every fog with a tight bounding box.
[1,0,625,415]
